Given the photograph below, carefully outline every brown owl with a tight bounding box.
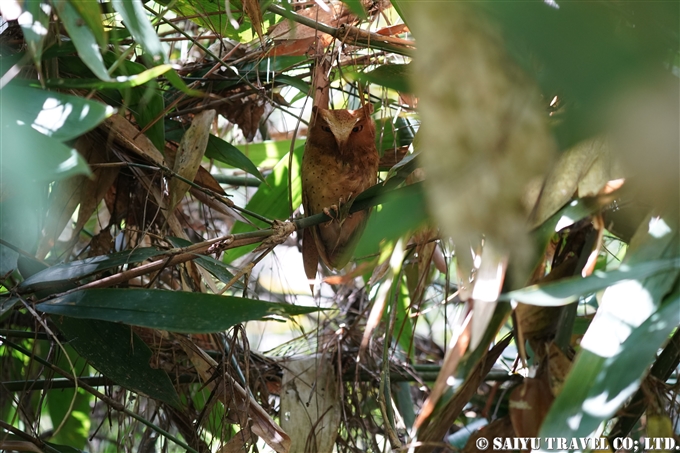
[301,104,379,280]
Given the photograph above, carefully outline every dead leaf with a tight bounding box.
[280,355,341,453]
[242,0,264,44]
[102,115,166,166]
[168,110,216,209]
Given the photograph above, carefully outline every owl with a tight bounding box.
[301,104,379,280]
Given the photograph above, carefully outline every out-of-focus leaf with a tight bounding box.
[168,110,215,209]
[355,183,428,260]
[225,145,304,263]
[111,0,166,65]
[3,84,113,141]
[19,247,165,293]
[46,64,174,89]
[67,0,106,49]
[53,316,182,407]
[350,64,412,93]
[0,123,91,182]
[37,288,327,333]
[339,0,367,19]
[501,257,680,306]
[17,0,51,70]
[52,0,112,81]
[531,138,608,228]
[389,0,411,28]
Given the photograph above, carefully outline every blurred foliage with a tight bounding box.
[0,0,678,452]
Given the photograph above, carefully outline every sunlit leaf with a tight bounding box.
[52,0,112,81]
[111,0,166,65]
[2,84,113,141]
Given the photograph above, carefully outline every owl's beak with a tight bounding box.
[329,122,357,153]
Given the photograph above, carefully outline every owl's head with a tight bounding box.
[309,104,375,154]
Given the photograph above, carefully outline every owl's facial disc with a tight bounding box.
[320,111,361,151]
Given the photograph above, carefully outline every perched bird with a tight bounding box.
[301,104,379,280]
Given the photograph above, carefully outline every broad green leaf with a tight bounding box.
[539,213,679,438]
[236,139,296,168]
[0,123,91,182]
[111,0,166,65]
[355,183,428,260]
[53,316,182,407]
[350,64,412,93]
[19,247,165,293]
[46,64,174,90]
[272,74,311,95]
[52,0,112,81]
[500,257,680,306]
[205,135,266,182]
[0,199,41,278]
[17,0,51,70]
[389,0,411,29]
[164,69,203,96]
[539,287,680,439]
[155,0,241,39]
[225,145,304,263]
[67,0,106,49]
[2,84,114,141]
[37,288,326,333]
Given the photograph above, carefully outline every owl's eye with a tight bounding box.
[352,125,363,133]
[321,126,332,133]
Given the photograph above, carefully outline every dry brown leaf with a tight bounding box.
[508,377,554,438]
[102,115,165,166]
[242,0,264,44]
[280,355,341,453]
[546,342,572,397]
[531,137,607,228]
[409,3,556,278]
[168,110,215,209]
[174,335,291,453]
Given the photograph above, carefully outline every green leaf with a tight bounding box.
[389,0,411,29]
[355,183,428,260]
[539,213,679,438]
[350,64,412,93]
[2,84,114,141]
[500,257,680,306]
[67,0,107,49]
[45,64,174,90]
[111,0,166,65]
[18,0,51,70]
[164,69,203,96]
[53,316,182,407]
[205,135,266,182]
[0,123,91,182]
[539,287,680,439]
[225,145,304,263]
[19,247,166,293]
[339,0,368,19]
[52,0,112,81]
[235,139,297,168]
[37,288,326,333]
